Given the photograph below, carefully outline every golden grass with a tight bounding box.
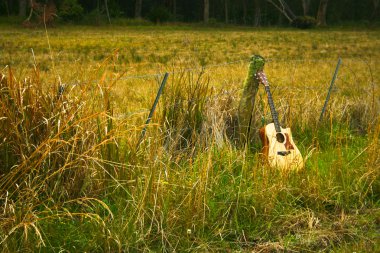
[0,24,379,252]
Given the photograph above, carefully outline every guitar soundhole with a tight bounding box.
[276,133,285,143]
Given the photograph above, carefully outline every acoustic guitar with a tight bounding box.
[257,71,303,171]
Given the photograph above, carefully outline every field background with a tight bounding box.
[0,25,379,252]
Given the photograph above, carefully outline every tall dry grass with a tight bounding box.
[0,26,379,252]
[0,65,121,251]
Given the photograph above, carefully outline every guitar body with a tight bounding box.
[259,123,303,171]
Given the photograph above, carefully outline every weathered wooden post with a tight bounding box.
[238,55,265,147]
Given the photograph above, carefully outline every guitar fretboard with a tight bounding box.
[264,85,282,133]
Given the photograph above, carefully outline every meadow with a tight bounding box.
[0,24,379,252]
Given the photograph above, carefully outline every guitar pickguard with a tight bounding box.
[277,151,291,156]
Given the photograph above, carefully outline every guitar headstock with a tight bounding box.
[256,71,269,87]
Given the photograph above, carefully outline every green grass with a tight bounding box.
[0,24,379,252]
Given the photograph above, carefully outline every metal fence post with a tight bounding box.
[136,72,169,151]
[319,58,342,123]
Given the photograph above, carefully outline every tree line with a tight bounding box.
[0,0,379,27]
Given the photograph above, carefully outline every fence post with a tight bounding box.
[319,58,342,123]
[136,72,169,151]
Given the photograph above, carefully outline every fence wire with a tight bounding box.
[108,57,377,118]
[89,56,377,82]
[2,56,376,118]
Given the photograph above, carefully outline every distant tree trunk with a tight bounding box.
[97,0,100,22]
[225,0,229,24]
[19,0,27,17]
[4,0,10,16]
[25,0,34,22]
[135,0,142,18]
[371,0,380,21]
[242,0,247,24]
[104,0,111,24]
[204,0,209,23]
[316,0,328,26]
[173,0,177,21]
[302,0,311,16]
[254,0,261,26]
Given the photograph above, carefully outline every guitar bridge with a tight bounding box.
[277,151,291,156]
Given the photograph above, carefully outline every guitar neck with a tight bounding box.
[264,85,282,133]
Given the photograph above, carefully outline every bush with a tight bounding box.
[111,18,153,26]
[59,0,84,22]
[291,16,317,29]
[208,18,218,25]
[148,6,171,24]
[81,9,107,25]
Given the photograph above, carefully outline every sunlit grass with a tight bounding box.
[0,24,379,252]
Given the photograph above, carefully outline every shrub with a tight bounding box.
[291,16,317,29]
[59,0,84,22]
[111,18,153,26]
[81,9,107,25]
[148,6,171,24]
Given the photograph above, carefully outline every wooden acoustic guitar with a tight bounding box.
[257,71,303,171]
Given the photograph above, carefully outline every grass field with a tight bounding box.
[0,24,379,252]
